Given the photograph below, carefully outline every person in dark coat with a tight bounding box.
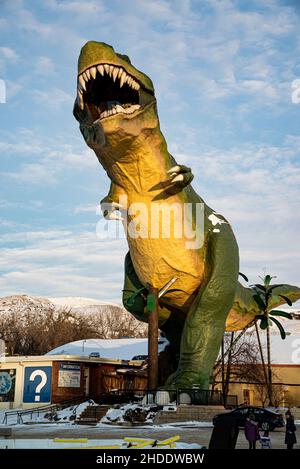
[244,413,260,449]
[285,410,297,449]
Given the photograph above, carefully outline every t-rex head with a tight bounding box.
[73,41,157,155]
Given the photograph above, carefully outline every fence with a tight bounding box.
[96,388,237,407]
[2,396,87,425]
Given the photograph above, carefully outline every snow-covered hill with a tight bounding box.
[49,296,121,309]
[0,294,124,316]
[0,294,148,340]
[0,294,53,315]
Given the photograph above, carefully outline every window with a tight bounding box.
[243,389,250,406]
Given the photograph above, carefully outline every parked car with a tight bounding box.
[212,406,285,431]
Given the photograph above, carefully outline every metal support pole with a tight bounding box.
[148,286,159,390]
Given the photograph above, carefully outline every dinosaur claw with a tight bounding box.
[106,212,124,221]
[110,202,124,209]
[167,165,181,174]
[101,200,125,221]
[165,164,194,192]
[170,174,184,183]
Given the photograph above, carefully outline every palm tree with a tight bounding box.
[252,274,293,406]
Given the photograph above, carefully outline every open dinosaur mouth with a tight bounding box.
[77,64,150,121]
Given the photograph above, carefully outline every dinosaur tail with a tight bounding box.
[225,282,300,332]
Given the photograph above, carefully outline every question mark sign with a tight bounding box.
[29,370,47,402]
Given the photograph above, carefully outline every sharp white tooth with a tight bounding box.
[97,64,104,75]
[128,77,133,87]
[118,68,123,78]
[79,75,86,91]
[90,66,97,79]
[109,65,114,77]
[86,69,90,80]
[112,108,117,115]
[112,67,119,82]
[77,90,84,110]
[103,110,107,118]
[120,71,127,88]
[136,82,140,90]
[104,64,110,75]
[83,71,88,81]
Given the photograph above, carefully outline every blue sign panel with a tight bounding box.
[23,366,52,403]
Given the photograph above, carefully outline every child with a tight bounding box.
[260,421,271,449]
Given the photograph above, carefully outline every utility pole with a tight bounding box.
[147,285,159,390]
[146,277,177,390]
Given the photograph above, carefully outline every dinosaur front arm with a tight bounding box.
[100,181,127,221]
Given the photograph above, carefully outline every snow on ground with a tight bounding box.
[47,337,169,360]
[0,401,95,426]
[0,438,202,449]
[102,403,158,424]
[48,297,121,309]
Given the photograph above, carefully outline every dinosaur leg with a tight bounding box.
[122,252,148,324]
[122,251,185,363]
[166,228,239,389]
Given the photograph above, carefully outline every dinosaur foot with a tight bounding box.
[164,367,209,390]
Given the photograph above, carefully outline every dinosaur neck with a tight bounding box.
[97,116,176,195]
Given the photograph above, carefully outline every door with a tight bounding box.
[83,367,90,397]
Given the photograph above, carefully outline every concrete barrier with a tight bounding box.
[153,405,229,424]
[0,427,12,438]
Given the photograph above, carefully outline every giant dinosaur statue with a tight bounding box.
[73,41,300,389]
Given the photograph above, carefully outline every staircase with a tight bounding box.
[75,405,110,426]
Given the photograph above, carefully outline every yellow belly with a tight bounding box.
[125,196,205,309]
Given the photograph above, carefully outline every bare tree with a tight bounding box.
[212,330,264,405]
[0,295,148,356]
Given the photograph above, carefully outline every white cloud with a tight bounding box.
[32,87,73,110]
[174,138,300,287]
[4,163,58,184]
[0,228,127,301]
[34,56,55,75]
[73,203,98,214]
[0,47,18,61]
[44,0,106,15]
[1,0,300,306]
[0,129,98,185]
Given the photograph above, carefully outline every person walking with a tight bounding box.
[244,413,260,449]
[285,410,297,450]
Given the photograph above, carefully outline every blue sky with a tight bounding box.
[0,0,300,303]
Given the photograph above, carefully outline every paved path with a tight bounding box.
[3,423,299,449]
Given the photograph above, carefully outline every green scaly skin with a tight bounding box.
[74,41,300,389]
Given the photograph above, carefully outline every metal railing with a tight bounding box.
[2,396,88,425]
[95,388,238,407]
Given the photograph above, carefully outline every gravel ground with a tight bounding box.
[3,423,299,449]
